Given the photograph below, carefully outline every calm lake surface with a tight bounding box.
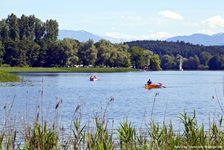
[0,71,224,130]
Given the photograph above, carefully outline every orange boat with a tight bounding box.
[145,83,165,89]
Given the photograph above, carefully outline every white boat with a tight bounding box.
[90,76,97,81]
[90,78,97,81]
[179,57,183,71]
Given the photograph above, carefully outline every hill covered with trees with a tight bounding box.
[0,13,224,70]
[125,40,224,70]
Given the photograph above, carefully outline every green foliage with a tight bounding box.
[0,70,21,82]
[117,120,136,149]
[70,118,86,150]
[87,118,115,150]
[126,40,224,70]
[23,121,59,149]
[129,46,146,69]
[200,51,212,66]
[1,13,224,70]
[161,55,176,70]
[208,55,224,70]
[6,13,19,41]
[0,101,223,149]
[0,41,5,65]
[183,55,200,70]
[44,19,59,42]
[79,39,98,67]
[95,39,114,67]
[0,67,136,73]
[149,54,162,71]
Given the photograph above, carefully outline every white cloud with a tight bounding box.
[103,32,171,41]
[203,15,224,28]
[197,29,214,35]
[140,32,171,40]
[158,10,183,21]
[104,32,136,40]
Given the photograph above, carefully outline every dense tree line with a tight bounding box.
[0,14,162,70]
[125,40,224,70]
[1,14,224,70]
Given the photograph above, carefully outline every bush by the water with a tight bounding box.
[0,71,21,82]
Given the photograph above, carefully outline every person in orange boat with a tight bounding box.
[147,78,152,84]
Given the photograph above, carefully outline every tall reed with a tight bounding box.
[0,95,223,149]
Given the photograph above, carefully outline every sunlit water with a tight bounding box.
[0,71,223,130]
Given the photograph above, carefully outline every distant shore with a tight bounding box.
[0,67,137,73]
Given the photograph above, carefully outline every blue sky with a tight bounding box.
[1,0,224,40]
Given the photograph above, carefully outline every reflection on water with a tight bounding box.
[0,71,223,130]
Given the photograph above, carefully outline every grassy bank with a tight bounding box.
[0,67,137,73]
[0,70,22,82]
[0,67,136,82]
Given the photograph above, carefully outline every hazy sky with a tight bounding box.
[1,0,224,40]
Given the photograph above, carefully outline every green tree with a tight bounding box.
[114,43,131,67]
[208,55,222,70]
[18,15,36,40]
[34,18,45,43]
[0,41,5,65]
[44,19,59,42]
[6,13,19,41]
[21,39,40,66]
[17,40,28,66]
[0,20,8,41]
[46,41,68,67]
[200,51,212,66]
[144,50,153,66]
[129,46,146,69]
[183,55,200,70]
[61,38,80,67]
[161,55,176,70]
[36,40,48,67]
[3,38,19,66]
[149,54,161,71]
[79,39,97,67]
[18,14,28,40]
[95,40,113,67]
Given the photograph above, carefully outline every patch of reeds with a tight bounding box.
[0,70,21,82]
[0,101,223,149]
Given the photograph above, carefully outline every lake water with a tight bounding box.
[0,71,224,130]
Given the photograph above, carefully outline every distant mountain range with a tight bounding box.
[58,30,102,42]
[166,33,224,46]
[58,30,224,46]
[58,30,130,43]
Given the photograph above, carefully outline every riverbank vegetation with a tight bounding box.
[0,100,223,149]
[1,14,224,71]
[0,67,136,82]
[0,70,21,82]
[0,67,136,73]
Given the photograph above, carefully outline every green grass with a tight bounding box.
[0,67,137,73]
[0,100,223,149]
[0,67,136,82]
[0,70,21,82]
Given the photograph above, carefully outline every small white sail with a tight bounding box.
[179,57,183,71]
